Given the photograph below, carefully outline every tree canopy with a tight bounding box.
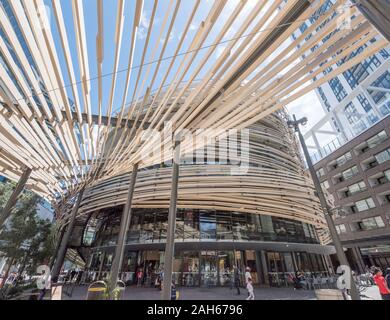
[0,181,54,281]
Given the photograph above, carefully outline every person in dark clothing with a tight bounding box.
[293,271,305,290]
[385,268,390,288]
[171,282,177,300]
[233,265,240,295]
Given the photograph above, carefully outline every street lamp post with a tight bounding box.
[287,115,360,300]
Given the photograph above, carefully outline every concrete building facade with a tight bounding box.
[313,115,390,272]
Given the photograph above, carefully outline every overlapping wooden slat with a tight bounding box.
[0,0,388,243]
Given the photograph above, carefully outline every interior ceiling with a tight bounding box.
[0,0,388,204]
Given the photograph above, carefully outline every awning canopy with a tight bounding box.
[0,0,388,205]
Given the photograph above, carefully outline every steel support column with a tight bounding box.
[161,138,181,300]
[98,252,106,280]
[49,226,66,270]
[51,187,85,283]
[260,250,269,286]
[255,251,264,285]
[108,163,139,296]
[291,252,299,271]
[0,167,32,228]
[351,247,365,274]
[290,115,360,300]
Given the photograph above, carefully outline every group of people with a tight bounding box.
[135,264,165,289]
[290,270,307,290]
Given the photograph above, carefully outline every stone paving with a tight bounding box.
[59,283,383,300]
[61,285,319,300]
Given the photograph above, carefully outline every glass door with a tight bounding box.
[182,251,200,286]
[200,251,217,287]
[218,251,234,286]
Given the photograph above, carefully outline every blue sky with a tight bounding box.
[43,0,324,134]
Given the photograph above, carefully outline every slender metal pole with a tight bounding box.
[292,115,360,300]
[51,187,85,283]
[108,163,139,296]
[161,138,181,300]
[0,167,32,229]
[49,226,66,270]
[98,251,106,280]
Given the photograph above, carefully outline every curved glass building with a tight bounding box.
[65,111,335,287]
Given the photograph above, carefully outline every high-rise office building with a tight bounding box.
[292,0,390,163]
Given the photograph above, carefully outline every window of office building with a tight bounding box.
[317,87,332,111]
[344,102,360,125]
[342,165,359,181]
[351,216,385,232]
[346,181,366,196]
[321,180,330,190]
[367,130,387,149]
[368,71,390,104]
[316,168,325,178]
[329,77,347,102]
[356,94,371,113]
[343,63,369,90]
[380,49,390,59]
[310,0,333,25]
[335,152,352,167]
[385,169,390,181]
[336,224,347,234]
[299,22,308,34]
[355,198,376,212]
[357,94,379,125]
[375,148,390,164]
[379,101,390,117]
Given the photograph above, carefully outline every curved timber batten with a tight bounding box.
[59,113,331,245]
[0,0,388,206]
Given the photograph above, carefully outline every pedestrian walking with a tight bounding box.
[373,268,390,300]
[246,278,254,300]
[245,267,251,284]
[136,269,143,287]
[245,267,252,297]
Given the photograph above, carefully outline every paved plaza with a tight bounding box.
[58,285,382,301]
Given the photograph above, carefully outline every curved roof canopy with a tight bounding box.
[0,0,388,203]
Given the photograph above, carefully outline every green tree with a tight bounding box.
[24,221,55,275]
[0,181,15,209]
[0,184,54,289]
[0,191,38,287]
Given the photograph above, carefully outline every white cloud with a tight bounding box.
[160,29,175,44]
[137,10,150,40]
[286,90,325,135]
[189,23,198,31]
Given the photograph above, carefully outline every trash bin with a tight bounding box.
[315,289,345,300]
[111,280,126,300]
[86,281,108,300]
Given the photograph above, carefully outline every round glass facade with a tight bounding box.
[90,208,320,247]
